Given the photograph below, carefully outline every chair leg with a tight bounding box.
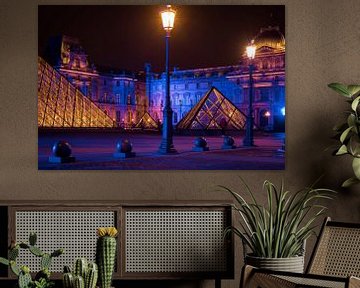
[240,265,255,288]
[349,276,360,288]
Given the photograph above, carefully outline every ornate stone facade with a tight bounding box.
[47,35,146,128]
[44,26,285,131]
[147,26,285,131]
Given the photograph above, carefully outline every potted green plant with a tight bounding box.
[0,232,63,288]
[222,179,335,273]
[328,83,360,187]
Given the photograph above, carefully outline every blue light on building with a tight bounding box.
[44,26,285,132]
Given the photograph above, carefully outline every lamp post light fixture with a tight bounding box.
[158,5,177,154]
[243,40,256,147]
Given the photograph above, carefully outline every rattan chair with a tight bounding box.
[241,217,360,288]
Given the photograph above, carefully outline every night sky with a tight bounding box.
[38,5,285,73]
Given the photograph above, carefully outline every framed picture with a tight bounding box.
[38,5,285,170]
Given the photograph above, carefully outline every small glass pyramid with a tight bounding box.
[177,87,246,130]
[135,112,159,130]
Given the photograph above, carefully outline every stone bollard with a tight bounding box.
[192,137,209,152]
[48,140,76,163]
[222,136,236,150]
[113,139,136,158]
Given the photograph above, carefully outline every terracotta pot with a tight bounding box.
[245,254,304,273]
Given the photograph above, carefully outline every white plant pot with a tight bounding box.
[245,254,305,273]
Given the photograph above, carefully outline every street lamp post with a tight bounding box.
[158,5,177,154]
[243,41,256,147]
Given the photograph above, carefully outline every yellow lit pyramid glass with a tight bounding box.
[38,57,114,128]
[176,87,246,130]
[135,112,159,130]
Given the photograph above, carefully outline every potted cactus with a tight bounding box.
[0,232,63,288]
[62,258,98,288]
[96,227,118,288]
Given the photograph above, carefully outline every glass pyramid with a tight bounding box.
[135,112,159,130]
[38,57,114,128]
[176,87,246,130]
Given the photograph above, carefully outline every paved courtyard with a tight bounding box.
[38,130,285,170]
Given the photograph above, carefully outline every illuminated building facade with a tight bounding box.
[38,57,115,128]
[147,26,285,131]
[42,26,285,131]
[45,35,148,128]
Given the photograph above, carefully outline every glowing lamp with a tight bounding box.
[281,107,285,116]
[246,40,256,60]
[264,111,271,117]
[243,40,256,146]
[161,5,176,32]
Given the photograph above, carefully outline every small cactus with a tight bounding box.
[0,257,9,266]
[51,248,64,258]
[10,260,20,276]
[19,243,30,249]
[63,265,72,273]
[73,275,85,288]
[18,270,32,288]
[96,227,118,288]
[41,253,52,270]
[63,272,74,288]
[85,263,98,288]
[29,245,44,257]
[0,232,63,288]
[74,258,87,280]
[9,246,19,260]
[29,232,37,246]
[21,265,30,274]
[63,259,98,288]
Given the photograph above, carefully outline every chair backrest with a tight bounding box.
[307,217,360,277]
